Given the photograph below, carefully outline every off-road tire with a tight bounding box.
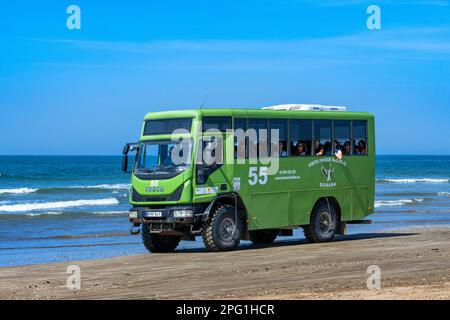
[202,204,243,252]
[249,229,279,244]
[303,200,338,243]
[141,223,181,253]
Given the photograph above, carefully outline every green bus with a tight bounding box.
[122,104,375,252]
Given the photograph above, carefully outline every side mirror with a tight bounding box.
[123,144,130,155]
[122,154,129,172]
[122,143,138,173]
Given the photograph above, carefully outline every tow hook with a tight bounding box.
[130,225,141,235]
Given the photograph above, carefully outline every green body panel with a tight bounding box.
[131,108,375,230]
[130,173,193,206]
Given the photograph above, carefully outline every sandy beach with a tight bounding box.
[0,226,448,300]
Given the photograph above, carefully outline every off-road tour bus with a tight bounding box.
[122,104,375,252]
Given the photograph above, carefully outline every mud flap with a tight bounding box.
[337,222,347,235]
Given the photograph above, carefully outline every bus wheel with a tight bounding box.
[249,229,279,244]
[303,200,338,243]
[202,204,242,252]
[141,223,181,253]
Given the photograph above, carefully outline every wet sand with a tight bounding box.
[0,226,449,300]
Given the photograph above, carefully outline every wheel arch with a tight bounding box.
[201,192,249,236]
[312,196,342,222]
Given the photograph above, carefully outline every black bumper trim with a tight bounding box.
[129,204,207,224]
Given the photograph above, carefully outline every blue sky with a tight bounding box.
[0,0,449,155]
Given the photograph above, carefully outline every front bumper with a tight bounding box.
[128,205,204,225]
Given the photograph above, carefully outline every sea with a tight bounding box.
[0,155,449,267]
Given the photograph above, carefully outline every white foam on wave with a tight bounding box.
[70,183,130,190]
[0,198,119,212]
[93,211,128,215]
[26,211,64,217]
[378,178,449,184]
[0,187,38,195]
[24,210,127,217]
[375,198,424,208]
[437,192,450,197]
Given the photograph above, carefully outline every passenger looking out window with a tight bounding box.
[353,120,368,155]
[295,142,307,156]
[314,120,332,156]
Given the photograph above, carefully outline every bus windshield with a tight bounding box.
[134,140,192,177]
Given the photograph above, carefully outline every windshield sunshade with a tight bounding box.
[143,118,192,135]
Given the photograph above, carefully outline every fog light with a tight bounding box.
[173,209,193,218]
[129,211,138,219]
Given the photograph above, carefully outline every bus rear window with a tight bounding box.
[143,118,192,135]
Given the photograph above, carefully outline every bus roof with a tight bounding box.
[144,108,374,120]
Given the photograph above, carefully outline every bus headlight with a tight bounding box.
[173,209,193,218]
[129,211,138,219]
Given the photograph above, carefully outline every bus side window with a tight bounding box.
[314,120,332,156]
[290,119,312,156]
[202,117,232,132]
[270,119,288,157]
[248,118,269,158]
[353,120,367,155]
[334,120,351,155]
[234,118,247,159]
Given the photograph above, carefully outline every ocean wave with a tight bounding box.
[375,198,424,208]
[0,184,130,196]
[25,211,64,217]
[43,183,130,193]
[0,188,38,195]
[24,210,127,217]
[377,178,449,184]
[403,209,450,214]
[69,183,130,190]
[92,210,128,215]
[378,191,450,198]
[0,198,119,213]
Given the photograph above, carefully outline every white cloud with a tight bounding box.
[31,27,450,55]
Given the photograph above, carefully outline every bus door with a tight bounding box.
[195,117,232,196]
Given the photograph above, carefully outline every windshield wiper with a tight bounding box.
[160,163,189,172]
[136,163,187,175]
[136,168,160,174]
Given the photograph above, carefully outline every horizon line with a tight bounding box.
[1,154,449,157]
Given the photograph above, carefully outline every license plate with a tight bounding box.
[144,211,162,218]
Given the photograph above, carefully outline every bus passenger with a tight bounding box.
[279,141,287,157]
[358,140,366,155]
[344,141,351,155]
[315,140,325,156]
[296,142,307,156]
[163,146,175,166]
[334,140,344,153]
